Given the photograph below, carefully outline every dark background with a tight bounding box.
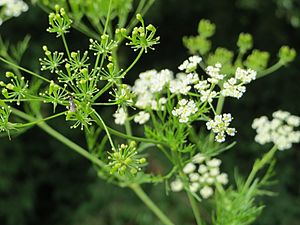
[1,0,299,224]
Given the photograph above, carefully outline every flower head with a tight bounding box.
[206,113,236,142]
[252,110,300,150]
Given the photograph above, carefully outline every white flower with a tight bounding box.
[198,164,208,174]
[200,186,213,199]
[200,90,217,103]
[172,99,198,123]
[189,182,200,192]
[235,67,256,84]
[113,108,127,125]
[170,179,183,192]
[0,0,28,18]
[134,111,150,124]
[135,92,153,109]
[183,162,196,174]
[216,173,228,185]
[194,80,210,92]
[206,113,236,142]
[192,153,206,164]
[189,173,200,182]
[178,55,202,72]
[221,78,246,99]
[209,167,220,176]
[252,110,300,150]
[207,158,222,167]
[206,63,224,84]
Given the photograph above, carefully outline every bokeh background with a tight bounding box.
[1,0,300,224]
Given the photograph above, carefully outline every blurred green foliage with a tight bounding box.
[0,0,300,225]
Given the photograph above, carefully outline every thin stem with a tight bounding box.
[92,82,113,101]
[10,107,108,170]
[244,145,278,189]
[209,95,225,143]
[15,111,66,128]
[130,184,175,225]
[187,192,204,225]
[120,48,144,77]
[93,110,115,149]
[103,0,113,35]
[215,95,225,115]
[257,62,283,79]
[61,34,71,59]
[0,57,51,83]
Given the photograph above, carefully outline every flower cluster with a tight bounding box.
[170,154,228,199]
[134,111,150,124]
[0,0,28,25]
[178,55,202,73]
[206,113,236,142]
[132,69,173,109]
[113,108,127,125]
[172,99,198,123]
[221,67,256,99]
[252,110,300,150]
[108,142,146,175]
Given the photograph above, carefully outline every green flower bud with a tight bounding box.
[237,33,253,54]
[278,46,296,64]
[198,19,216,38]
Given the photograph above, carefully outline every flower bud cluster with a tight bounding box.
[117,14,160,53]
[108,142,147,175]
[170,154,228,199]
[46,6,72,37]
[252,110,300,150]
[0,72,28,105]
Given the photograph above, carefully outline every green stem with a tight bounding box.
[215,95,225,115]
[244,145,278,189]
[92,82,113,101]
[208,95,225,143]
[0,57,51,83]
[61,34,71,59]
[103,0,113,35]
[92,110,115,149]
[15,111,66,128]
[187,192,204,225]
[130,184,175,225]
[11,108,107,170]
[257,62,283,79]
[120,48,144,77]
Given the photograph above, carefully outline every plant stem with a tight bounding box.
[103,0,113,35]
[120,48,144,77]
[61,34,71,59]
[187,192,204,225]
[257,62,283,79]
[15,111,66,128]
[11,107,108,170]
[130,184,175,225]
[215,95,225,115]
[0,57,51,83]
[92,110,116,149]
[244,145,278,189]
